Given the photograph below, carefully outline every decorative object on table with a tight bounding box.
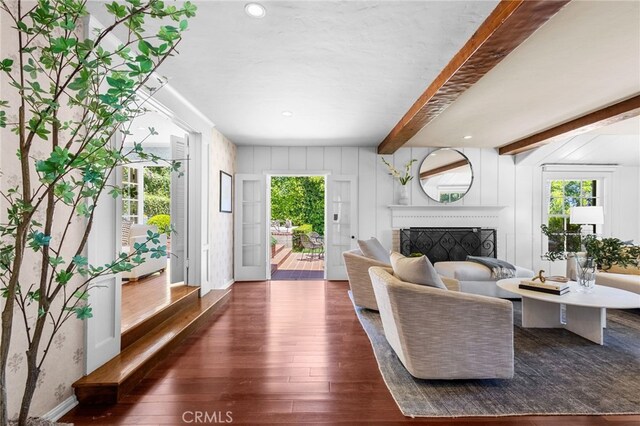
[381,157,417,205]
[220,170,232,213]
[576,255,596,293]
[417,148,473,203]
[521,270,570,295]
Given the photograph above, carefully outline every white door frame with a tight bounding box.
[266,172,330,280]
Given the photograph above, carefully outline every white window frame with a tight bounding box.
[541,165,616,251]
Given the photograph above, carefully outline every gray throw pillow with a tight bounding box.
[357,237,390,264]
[390,252,447,290]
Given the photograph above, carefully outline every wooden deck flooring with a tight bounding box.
[271,251,324,280]
[63,280,638,425]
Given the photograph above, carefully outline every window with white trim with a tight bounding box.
[546,178,600,252]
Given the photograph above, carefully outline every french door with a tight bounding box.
[326,175,358,280]
[234,174,268,281]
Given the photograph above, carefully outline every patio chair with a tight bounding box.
[309,232,324,259]
[301,233,323,260]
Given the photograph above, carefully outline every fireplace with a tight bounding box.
[400,227,497,264]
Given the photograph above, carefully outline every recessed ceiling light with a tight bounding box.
[245,3,266,18]
[463,135,473,140]
[281,111,293,117]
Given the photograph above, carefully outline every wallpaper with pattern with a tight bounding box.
[1,8,85,419]
[211,129,236,289]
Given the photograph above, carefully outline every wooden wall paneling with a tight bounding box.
[358,147,378,241]
[271,147,289,171]
[236,146,254,174]
[254,146,272,174]
[480,149,499,205]
[393,149,413,205]
[409,147,431,207]
[340,147,359,175]
[497,155,516,264]
[375,153,394,248]
[323,147,342,175]
[288,147,307,171]
[513,165,534,270]
[306,147,325,171]
[462,147,481,206]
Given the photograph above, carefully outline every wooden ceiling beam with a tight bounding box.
[377,0,570,155]
[498,95,640,155]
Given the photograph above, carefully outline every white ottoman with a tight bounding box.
[434,261,534,298]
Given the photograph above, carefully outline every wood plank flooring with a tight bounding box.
[63,280,640,425]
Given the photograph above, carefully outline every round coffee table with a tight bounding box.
[497,278,640,345]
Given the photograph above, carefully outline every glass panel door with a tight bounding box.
[326,175,357,280]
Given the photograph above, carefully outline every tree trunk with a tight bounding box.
[17,313,47,426]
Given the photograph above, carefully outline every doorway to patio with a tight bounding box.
[269,176,325,280]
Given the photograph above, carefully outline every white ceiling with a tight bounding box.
[88,1,498,146]
[519,116,640,167]
[125,111,187,146]
[406,0,640,150]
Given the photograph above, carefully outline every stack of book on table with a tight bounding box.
[519,279,570,295]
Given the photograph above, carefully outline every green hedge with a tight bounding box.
[145,194,170,218]
[292,224,313,251]
[148,214,171,235]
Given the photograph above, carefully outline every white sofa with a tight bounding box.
[369,266,514,380]
[123,224,168,281]
[434,261,534,298]
[595,271,640,295]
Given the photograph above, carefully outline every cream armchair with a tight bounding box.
[123,224,168,282]
[368,266,514,380]
[343,250,460,310]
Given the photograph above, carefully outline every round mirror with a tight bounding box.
[418,148,473,203]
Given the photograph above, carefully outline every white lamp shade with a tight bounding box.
[570,206,604,225]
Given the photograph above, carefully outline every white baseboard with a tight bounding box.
[223,278,235,289]
[41,395,78,421]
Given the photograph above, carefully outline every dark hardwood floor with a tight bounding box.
[63,280,639,425]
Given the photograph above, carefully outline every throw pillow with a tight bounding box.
[357,237,390,264]
[390,252,447,290]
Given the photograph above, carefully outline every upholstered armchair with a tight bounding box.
[368,266,514,380]
[123,224,168,281]
[343,250,460,310]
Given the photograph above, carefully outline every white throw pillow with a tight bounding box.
[390,252,447,290]
[357,237,390,264]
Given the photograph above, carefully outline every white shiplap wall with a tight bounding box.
[235,146,539,268]
[237,144,640,275]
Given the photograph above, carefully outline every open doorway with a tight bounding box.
[269,175,325,280]
[119,111,190,331]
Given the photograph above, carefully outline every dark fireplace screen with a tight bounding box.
[400,227,496,264]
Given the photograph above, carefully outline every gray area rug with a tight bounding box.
[351,294,640,417]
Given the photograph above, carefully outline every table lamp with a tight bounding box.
[570,206,604,235]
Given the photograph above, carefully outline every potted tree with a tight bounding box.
[0,1,196,424]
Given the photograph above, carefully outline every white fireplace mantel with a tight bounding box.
[388,205,507,229]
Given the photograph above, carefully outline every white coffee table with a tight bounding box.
[497,278,640,345]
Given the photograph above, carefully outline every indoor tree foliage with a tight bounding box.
[0,0,196,424]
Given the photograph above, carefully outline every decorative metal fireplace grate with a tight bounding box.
[400,227,496,264]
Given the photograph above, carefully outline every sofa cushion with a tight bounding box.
[357,237,390,263]
[390,252,447,290]
[607,263,640,276]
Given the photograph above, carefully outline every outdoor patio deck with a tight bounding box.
[271,250,324,280]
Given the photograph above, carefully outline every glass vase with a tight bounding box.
[576,256,596,293]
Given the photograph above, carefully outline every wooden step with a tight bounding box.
[73,289,230,404]
[270,246,292,274]
[121,285,199,350]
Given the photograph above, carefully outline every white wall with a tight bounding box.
[237,145,640,276]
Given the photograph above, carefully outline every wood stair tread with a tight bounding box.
[272,246,292,266]
[73,289,230,402]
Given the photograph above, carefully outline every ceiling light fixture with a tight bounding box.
[245,3,266,18]
[281,111,293,117]
[463,135,473,140]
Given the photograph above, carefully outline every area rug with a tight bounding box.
[351,294,640,417]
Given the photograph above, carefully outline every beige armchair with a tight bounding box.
[343,250,460,310]
[368,266,514,380]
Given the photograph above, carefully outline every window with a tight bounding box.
[546,179,599,252]
[122,166,141,224]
